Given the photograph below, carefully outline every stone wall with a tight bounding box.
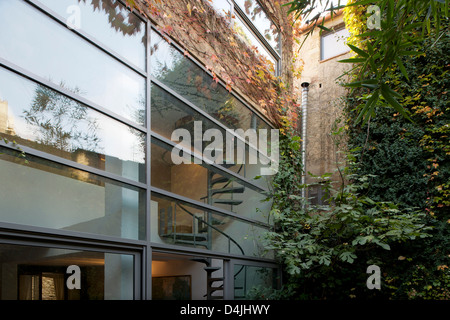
[295,13,353,188]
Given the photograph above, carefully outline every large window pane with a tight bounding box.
[151,84,271,188]
[151,31,255,131]
[234,0,281,55]
[0,68,145,182]
[152,252,224,300]
[38,0,146,70]
[321,27,350,60]
[151,140,270,223]
[234,264,278,299]
[0,243,135,300]
[0,147,146,240]
[151,194,271,258]
[0,0,145,125]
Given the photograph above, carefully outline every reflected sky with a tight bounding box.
[232,14,276,71]
[150,30,255,131]
[234,0,280,54]
[0,67,145,181]
[37,0,146,70]
[0,0,146,126]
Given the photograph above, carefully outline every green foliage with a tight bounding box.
[286,0,449,124]
[392,265,450,300]
[0,137,27,162]
[344,14,450,300]
[265,130,433,299]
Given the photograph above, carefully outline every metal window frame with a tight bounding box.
[151,186,271,229]
[151,133,269,194]
[0,225,143,299]
[320,23,349,61]
[150,77,273,170]
[0,57,147,134]
[150,25,275,130]
[231,0,282,75]
[0,0,281,301]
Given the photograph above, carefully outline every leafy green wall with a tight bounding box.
[345,18,449,299]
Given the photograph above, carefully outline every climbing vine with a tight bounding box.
[344,6,450,300]
[126,0,302,126]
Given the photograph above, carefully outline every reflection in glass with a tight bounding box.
[151,84,270,187]
[0,243,134,300]
[0,147,146,240]
[152,253,224,300]
[234,265,278,299]
[151,31,256,130]
[151,140,270,223]
[234,0,281,54]
[151,194,271,258]
[232,15,276,73]
[321,27,350,60]
[210,0,232,18]
[38,0,147,69]
[0,68,145,182]
[0,0,146,125]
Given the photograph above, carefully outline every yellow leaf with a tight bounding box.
[187,3,191,16]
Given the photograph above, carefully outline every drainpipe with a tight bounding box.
[300,82,309,201]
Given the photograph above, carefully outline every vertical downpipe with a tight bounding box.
[301,82,309,201]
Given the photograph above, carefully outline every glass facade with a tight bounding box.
[0,243,135,300]
[0,0,279,300]
[321,26,350,61]
[210,0,281,74]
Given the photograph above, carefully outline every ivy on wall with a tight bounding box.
[344,10,450,299]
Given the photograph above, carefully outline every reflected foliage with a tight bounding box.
[78,0,144,37]
[23,83,101,153]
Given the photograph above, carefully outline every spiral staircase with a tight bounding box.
[158,165,247,299]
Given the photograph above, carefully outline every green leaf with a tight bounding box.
[343,79,377,88]
[380,84,411,121]
[395,56,409,80]
[376,241,391,250]
[356,88,379,125]
[317,24,332,33]
[340,251,357,263]
[338,57,367,64]
[398,50,423,56]
[347,44,369,58]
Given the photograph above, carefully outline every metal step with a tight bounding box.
[204,266,221,273]
[208,277,224,284]
[209,286,224,293]
[212,199,243,206]
[191,257,210,265]
[211,186,245,195]
[211,176,230,185]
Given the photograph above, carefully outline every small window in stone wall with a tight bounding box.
[320,25,350,61]
[308,184,330,206]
